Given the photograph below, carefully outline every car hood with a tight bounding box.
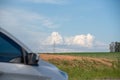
[0,60,68,80]
[36,59,68,80]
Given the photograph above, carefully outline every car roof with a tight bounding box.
[0,27,32,53]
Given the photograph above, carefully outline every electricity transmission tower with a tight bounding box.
[53,41,56,53]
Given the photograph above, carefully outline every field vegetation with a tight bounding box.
[40,52,120,80]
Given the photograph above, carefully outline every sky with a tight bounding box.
[0,0,120,53]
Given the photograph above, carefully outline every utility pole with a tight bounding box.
[53,40,56,53]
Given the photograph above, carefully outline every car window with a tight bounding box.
[0,32,22,62]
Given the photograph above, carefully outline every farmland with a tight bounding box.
[40,52,120,80]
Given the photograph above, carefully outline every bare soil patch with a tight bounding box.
[40,54,113,67]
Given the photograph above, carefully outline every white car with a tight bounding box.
[0,27,68,80]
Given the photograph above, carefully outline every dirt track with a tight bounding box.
[40,54,114,67]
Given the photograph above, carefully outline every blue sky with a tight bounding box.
[0,0,120,52]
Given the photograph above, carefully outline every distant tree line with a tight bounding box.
[109,42,120,52]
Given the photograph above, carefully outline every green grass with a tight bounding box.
[51,52,120,60]
[47,52,120,80]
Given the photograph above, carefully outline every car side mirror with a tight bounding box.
[27,53,39,66]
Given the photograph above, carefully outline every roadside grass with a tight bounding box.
[40,52,120,80]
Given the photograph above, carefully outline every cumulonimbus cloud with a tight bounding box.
[44,32,94,48]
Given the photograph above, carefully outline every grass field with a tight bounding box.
[50,52,120,60]
[40,52,120,80]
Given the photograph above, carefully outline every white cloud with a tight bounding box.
[44,32,94,48]
[86,34,94,47]
[41,19,58,28]
[65,34,94,48]
[44,32,63,45]
[43,32,108,52]
[94,41,108,48]
[21,0,68,4]
[73,35,86,46]
[0,8,58,29]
